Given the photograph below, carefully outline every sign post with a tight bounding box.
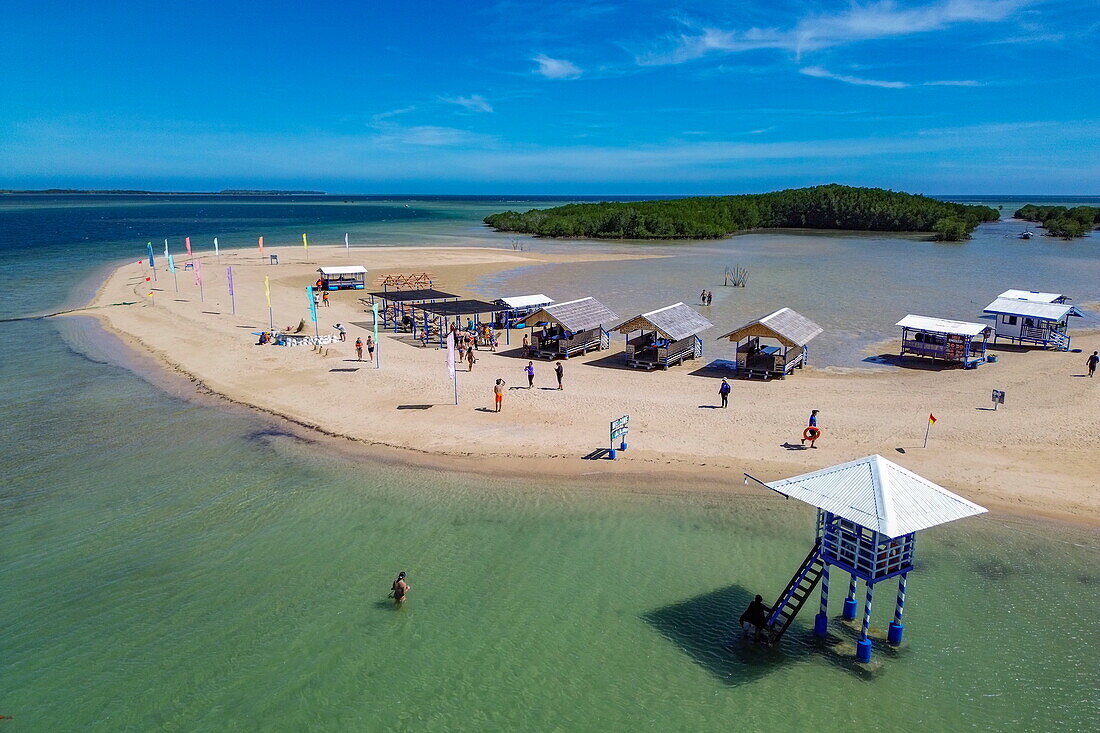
[991,389,1006,410]
[609,415,630,459]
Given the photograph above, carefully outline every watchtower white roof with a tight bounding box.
[997,289,1068,303]
[497,294,553,309]
[318,266,367,275]
[896,315,991,337]
[764,455,987,538]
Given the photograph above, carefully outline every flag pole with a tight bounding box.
[923,416,931,448]
[372,302,381,370]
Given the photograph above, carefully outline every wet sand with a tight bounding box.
[79,244,1100,527]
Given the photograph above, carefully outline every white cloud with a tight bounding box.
[800,66,908,88]
[532,53,582,79]
[636,0,1030,65]
[369,124,491,147]
[801,66,982,88]
[442,94,494,113]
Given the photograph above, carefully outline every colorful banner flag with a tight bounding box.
[258,235,264,258]
[344,232,349,251]
[194,259,203,286]
[164,238,170,259]
[307,286,318,323]
[147,242,155,267]
[446,329,456,380]
[226,266,234,295]
[302,233,308,253]
[167,253,176,273]
[214,237,219,258]
[928,413,937,424]
[264,276,271,307]
[185,236,192,257]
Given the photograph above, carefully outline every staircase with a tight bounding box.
[692,335,703,360]
[761,541,825,644]
[1047,328,1070,351]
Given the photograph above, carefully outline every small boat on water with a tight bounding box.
[1018,230,1034,239]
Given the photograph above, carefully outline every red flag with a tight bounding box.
[928,413,937,424]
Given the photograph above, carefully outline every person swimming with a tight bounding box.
[391,571,410,603]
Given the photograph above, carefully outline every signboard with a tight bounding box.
[991,389,1006,409]
[610,415,630,443]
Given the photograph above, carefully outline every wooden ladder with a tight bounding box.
[762,541,825,644]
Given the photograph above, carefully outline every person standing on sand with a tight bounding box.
[366,335,375,362]
[524,361,535,389]
[522,333,529,353]
[494,379,505,412]
[322,291,330,307]
[467,347,476,372]
[719,377,731,408]
[335,323,347,342]
[355,337,363,361]
[391,572,410,603]
[555,362,564,390]
[1088,351,1098,377]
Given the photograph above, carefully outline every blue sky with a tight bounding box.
[1,0,1097,194]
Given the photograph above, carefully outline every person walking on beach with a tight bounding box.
[555,362,564,390]
[334,323,347,342]
[1088,350,1098,377]
[355,337,363,361]
[391,572,410,604]
[494,379,505,412]
[524,361,535,389]
[801,409,820,448]
[719,377,731,408]
[366,335,375,362]
[467,347,476,372]
[522,333,529,354]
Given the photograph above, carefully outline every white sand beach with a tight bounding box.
[82,244,1100,526]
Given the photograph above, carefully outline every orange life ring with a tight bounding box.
[803,426,821,441]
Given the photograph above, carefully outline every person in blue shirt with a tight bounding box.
[719,377,731,408]
[801,410,820,447]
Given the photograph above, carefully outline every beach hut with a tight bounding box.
[744,455,987,663]
[414,299,503,347]
[521,297,618,359]
[983,294,1082,351]
[492,294,554,329]
[366,288,459,332]
[716,308,822,380]
[896,315,992,368]
[317,266,368,291]
[612,303,713,370]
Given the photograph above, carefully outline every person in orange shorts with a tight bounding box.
[493,379,505,412]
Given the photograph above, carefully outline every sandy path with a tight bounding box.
[82,244,1100,526]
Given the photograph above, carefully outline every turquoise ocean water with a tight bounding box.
[1,195,1097,730]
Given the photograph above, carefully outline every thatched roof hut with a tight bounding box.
[612,302,712,340]
[717,308,822,379]
[717,307,822,347]
[524,297,618,333]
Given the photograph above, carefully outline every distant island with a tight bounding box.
[484,184,999,241]
[1013,204,1098,239]
[0,188,325,195]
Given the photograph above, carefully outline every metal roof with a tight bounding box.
[523,297,618,332]
[414,299,501,317]
[318,266,367,275]
[367,289,459,302]
[764,455,987,537]
[983,297,1082,321]
[896,315,991,337]
[717,307,823,347]
[496,294,553,309]
[612,302,713,341]
[997,289,1069,303]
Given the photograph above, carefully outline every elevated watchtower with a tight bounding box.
[746,455,987,663]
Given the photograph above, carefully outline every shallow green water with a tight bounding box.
[1,319,1096,731]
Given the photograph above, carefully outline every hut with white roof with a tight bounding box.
[522,297,618,359]
[612,303,713,370]
[717,307,822,380]
[743,455,987,663]
[896,315,992,368]
[492,294,553,332]
[316,266,367,291]
[983,291,1082,351]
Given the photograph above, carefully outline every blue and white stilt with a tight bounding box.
[843,574,858,621]
[857,582,874,663]
[888,573,907,645]
[814,565,830,637]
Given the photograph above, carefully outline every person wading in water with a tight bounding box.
[391,572,411,603]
